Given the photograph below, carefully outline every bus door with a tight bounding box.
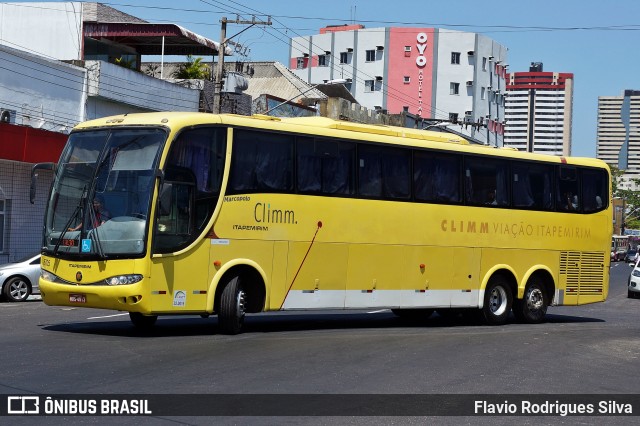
[150,167,210,312]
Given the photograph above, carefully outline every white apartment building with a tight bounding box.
[504,63,573,156]
[290,25,508,146]
[597,90,640,190]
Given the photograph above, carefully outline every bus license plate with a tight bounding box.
[69,294,86,303]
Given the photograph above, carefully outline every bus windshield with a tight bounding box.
[43,127,167,258]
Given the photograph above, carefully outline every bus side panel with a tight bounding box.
[345,244,404,308]
[149,239,211,313]
[401,246,454,308]
[480,248,562,302]
[450,247,481,307]
[210,239,275,307]
[268,241,289,310]
[281,242,348,309]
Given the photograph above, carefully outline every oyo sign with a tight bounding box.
[416,33,427,67]
[416,32,428,116]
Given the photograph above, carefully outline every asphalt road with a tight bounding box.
[1,262,639,425]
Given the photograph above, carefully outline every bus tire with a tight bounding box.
[513,279,548,324]
[218,275,246,335]
[481,276,512,325]
[391,308,434,320]
[129,312,157,329]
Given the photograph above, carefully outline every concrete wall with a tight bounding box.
[0,2,83,60]
[0,44,85,132]
[0,160,53,263]
[85,61,200,113]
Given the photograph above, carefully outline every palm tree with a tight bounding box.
[172,55,210,79]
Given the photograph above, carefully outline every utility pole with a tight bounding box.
[213,15,271,114]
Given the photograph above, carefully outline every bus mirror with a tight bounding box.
[159,183,173,216]
[30,162,56,204]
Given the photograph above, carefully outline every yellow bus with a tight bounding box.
[35,112,611,334]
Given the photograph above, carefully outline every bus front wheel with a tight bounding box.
[513,279,548,323]
[481,276,512,325]
[218,275,246,335]
[129,312,157,329]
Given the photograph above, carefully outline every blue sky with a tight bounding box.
[25,0,640,157]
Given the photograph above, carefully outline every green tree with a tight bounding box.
[172,55,210,79]
[610,164,640,230]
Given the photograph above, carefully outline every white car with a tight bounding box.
[0,253,41,302]
[628,258,640,299]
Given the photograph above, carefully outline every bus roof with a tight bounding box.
[74,112,609,170]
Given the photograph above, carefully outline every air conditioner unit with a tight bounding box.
[0,109,16,124]
[467,50,474,56]
[466,81,473,87]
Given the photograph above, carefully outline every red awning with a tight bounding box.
[83,22,233,56]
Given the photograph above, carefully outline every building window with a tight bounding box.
[449,113,459,123]
[296,57,305,69]
[481,87,486,99]
[404,46,411,57]
[366,50,376,62]
[482,57,487,71]
[318,55,328,67]
[340,52,348,64]
[451,52,461,64]
[450,82,460,95]
[403,106,409,112]
[403,76,410,84]
[364,80,375,92]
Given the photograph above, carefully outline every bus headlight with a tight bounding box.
[105,274,143,286]
[41,269,61,283]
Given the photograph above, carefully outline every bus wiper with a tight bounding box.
[53,186,87,255]
[87,199,106,258]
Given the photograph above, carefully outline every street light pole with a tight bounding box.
[212,17,227,115]
[213,15,271,114]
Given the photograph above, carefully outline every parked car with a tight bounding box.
[629,259,640,298]
[625,249,638,263]
[0,254,41,302]
[612,249,626,262]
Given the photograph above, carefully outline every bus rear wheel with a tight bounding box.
[129,312,157,329]
[218,275,246,335]
[513,279,548,323]
[481,276,512,325]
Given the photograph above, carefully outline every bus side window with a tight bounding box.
[230,130,294,193]
[464,157,508,207]
[557,166,580,212]
[297,138,355,195]
[358,144,410,199]
[512,162,553,210]
[414,151,461,203]
[582,168,608,213]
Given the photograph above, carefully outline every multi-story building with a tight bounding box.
[597,90,640,190]
[289,25,508,146]
[504,62,574,156]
